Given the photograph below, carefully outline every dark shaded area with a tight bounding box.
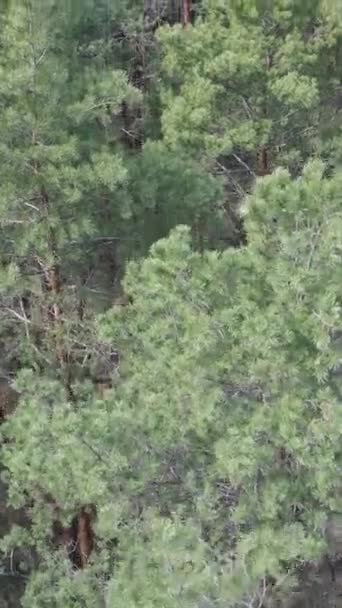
[0,475,28,608]
[288,558,342,608]
[0,578,25,608]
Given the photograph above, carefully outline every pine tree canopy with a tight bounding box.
[0,1,341,608]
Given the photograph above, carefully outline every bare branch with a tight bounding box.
[232,153,257,178]
[19,298,31,342]
[5,308,32,325]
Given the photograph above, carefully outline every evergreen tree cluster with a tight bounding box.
[0,1,341,607]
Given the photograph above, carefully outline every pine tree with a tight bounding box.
[100,161,342,606]
[158,0,342,183]
[3,160,341,606]
[1,2,342,607]
[0,1,137,597]
[0,1,139,380]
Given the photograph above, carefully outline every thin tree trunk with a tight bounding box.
[257,51,273,176]
[37,186,74,401]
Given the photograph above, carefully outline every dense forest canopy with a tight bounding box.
[0,1,341,607]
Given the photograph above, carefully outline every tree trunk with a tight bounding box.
[77,508,94,568]
[257,51,273,177]
[53,506,95,569]
[37,187,74,401]
[258,146,271,176]
[0,381,19,422]
[183,0,191,25]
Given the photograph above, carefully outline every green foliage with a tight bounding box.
[3,161,341,605]
[159,0,342,176]
[0,1,342,607]
[0,0,139,373]
[100,162,342,604]
[126,141,224,253]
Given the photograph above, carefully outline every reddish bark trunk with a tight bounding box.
[77,508,94,568]
[39,255,74,401]
[183,0,191,25]
[257,146,271,177]
[53,506,95,569]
